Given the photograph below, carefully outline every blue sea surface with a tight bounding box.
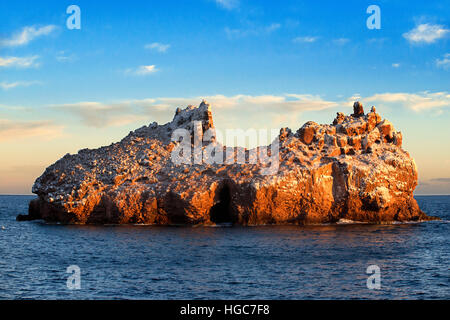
[0,195,448,300]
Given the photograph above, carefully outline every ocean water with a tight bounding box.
[0,195,448,300]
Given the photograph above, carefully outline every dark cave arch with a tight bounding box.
[209,184,235,224]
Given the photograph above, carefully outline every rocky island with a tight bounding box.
[18,101,433,225]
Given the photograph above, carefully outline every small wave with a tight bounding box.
[336,218,366,225]
[207,222,234,228]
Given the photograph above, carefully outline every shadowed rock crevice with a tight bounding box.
[209,184,234,224]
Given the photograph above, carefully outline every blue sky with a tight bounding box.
[0,0,449,194]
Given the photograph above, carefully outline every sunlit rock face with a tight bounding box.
[19,101,434,225]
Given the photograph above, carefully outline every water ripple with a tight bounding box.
[0,195,448,299]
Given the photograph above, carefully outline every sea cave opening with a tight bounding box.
[209,184,234,224]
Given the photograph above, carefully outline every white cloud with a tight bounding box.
[436,53,450,70]
[403,24,449,44]
[225,23,281,39]
[293,36,319,43]
[0,81,41,90]
[0,25,57,47]
[125,65,158,76]
[363,91,450,111]
[0,56,40,68]
[215,0,239,10]
[136,65,158,75]
[145,42,171,53]
[392,63,400,68]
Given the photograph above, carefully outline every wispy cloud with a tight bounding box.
[367,38,388,45]
[225,23,281,39]
[51,101,152,128]
[215,0,239,10]
[145,42,171,53]
[0,118,64,142]
[430,178,450,183]
[333,38,350,45]
[392,63,400,68]
[56,51,77,63]
[362,91,450,111]
[0,81,42,90]
[125,65,158,76]
[22,91,450,133]
[436,53,450,70]
[403,23,449,44]
[265,23,281,33]
[292,36,319,43]
[0,56,40,68]
[50,94,338,129]
[0,25,57,47]
[135,65,158,75]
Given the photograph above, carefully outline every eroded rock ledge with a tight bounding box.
[18,101,433,225]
